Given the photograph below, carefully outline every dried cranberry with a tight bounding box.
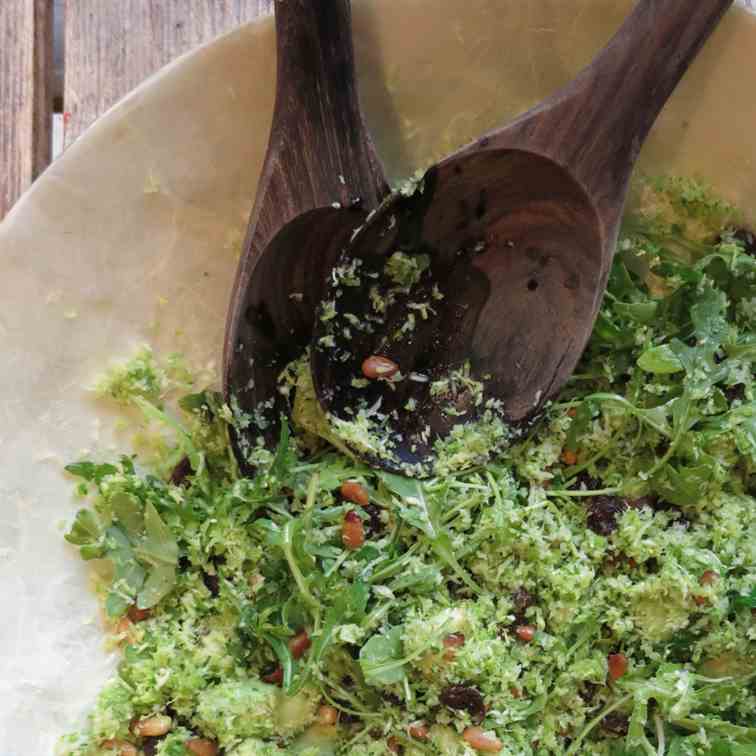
[262,665,283,685]
[446,580,468,599]
[586,496,628,535]
[733,227,756,256]
[724,384,746,403]
[512,587,536,612]
[579,682,599,703]
[126,605,151,623]
[607,653,629,681]
[289,630,312,659]
[202,571,220,597]
[655,439,670,457]
[363,503,384,536]
[170,456,192,486]
[339,711,361,725]
[573,471,602,490]
[439,684,486,722]
[601,713,629,736]
[511,587,536,626]
[381,691,404,707]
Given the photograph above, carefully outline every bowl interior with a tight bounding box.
[1,1,755,751]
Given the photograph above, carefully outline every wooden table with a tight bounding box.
[1,0,274,220]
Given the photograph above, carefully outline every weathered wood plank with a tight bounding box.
[63,0,274,147]
[0,0,53,219]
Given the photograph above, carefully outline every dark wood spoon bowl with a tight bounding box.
[310,0,733,474]
[223,0,388,468]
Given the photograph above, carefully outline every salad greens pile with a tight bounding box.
[60,177,755,756]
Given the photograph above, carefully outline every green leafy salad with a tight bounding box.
[60,178,755,756]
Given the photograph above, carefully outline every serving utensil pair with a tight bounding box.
[224,0,733,474]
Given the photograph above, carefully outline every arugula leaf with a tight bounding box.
[359,626,406,686]
[137,563,176,610]
[379,472,437,538]
[389,564,442,594]
[566,401,595,452]
[110,491,143,537]
[593,312,637,347]
[731,403,756,463]
[178,389,223,419]
[727,339,756,362]
[67,494,179,616]
[270,421,294,482]
[608,745,646,756]
[281,595,309,632]
[135,502,180,567]
[65,461,118,484]
[653,462,714,507]
[732,587,756,610]
[256,518,284,547]
[691,284,729,347]
[265,633,295,690]
[701,740,756,756]
[730,745,756,756]
[620,664,756,754]
[669,341,728,399]
[606,259,643,300]
[65,509,106,560]
[614,300,659,324]
[430,532,482,595]
[379,472,481,594]
[310,581,369,666]
[638,344,684,374]
[104,592,131,619]
[133,396,203,474]
[105,526,147,617]
[258,493,322,615]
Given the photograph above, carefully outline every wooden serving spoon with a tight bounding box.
[310,0,733,474]
[223,0,388,467]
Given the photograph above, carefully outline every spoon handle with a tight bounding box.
[225,0,387,382]
[240,0,387,267]
[506,0,733,224]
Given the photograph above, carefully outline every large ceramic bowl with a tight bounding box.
[2,1,755,752]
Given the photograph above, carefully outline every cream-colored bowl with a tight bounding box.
[2,1,755,752]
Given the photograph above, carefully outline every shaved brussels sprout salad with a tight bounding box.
[60,177,755,756]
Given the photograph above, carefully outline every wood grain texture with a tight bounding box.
[223,0,389,463]
[0,0,52,219]
[311,0,734,474]
[63,0,274,147]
